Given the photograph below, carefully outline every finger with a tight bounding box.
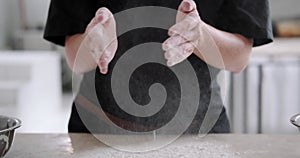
[95,8,115,27]
[106,38,118,56]
[176,0,198,22]
[94,13,107,24]
[98,38,117,74]
[87,12,116,63]
[85,24,105,54]
[95,7,111,16]
[98,50,110,74]
[165,28,200,51]
[169,13,199,36]
[179,0,197,13]
[165,42,194,60]
[179,26,201,42]
[165,42,194,66]
[162,34,187,51]
[86,7,113,31]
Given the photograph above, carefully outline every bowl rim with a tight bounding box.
[290,113,300,128]
[0,115,21,133]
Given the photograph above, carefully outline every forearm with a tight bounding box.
[194,22,253,73]
[65,33,97,74]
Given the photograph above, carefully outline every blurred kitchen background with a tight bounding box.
[0,0,300,134]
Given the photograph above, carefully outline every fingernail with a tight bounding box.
[168,30,175,36]
[186,48,193,54]
[99,13,108,24]
[163,43,171,50]
[101,68,107,74]
[100,61,107,68]
[167,61,173,67]
[164,52,170,59]
[183,1,193,11]
[162,43,167,50]
[96,12,102,19]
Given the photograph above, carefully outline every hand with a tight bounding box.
[82,7,118,74]
[162,0,202,67]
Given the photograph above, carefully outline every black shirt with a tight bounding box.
[44,0,273,134]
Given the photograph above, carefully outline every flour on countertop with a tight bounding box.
[91,140,240,158]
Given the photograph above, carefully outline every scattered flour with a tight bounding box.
[92,139,240,158]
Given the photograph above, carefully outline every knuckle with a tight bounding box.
[180,35,186,41]
[187,44,194,52]
[188,32,196,40]
[170,26,177,34]
[162,42,169,50]
[185,19,193,28]
[187,13,199,22]
[179,34,188,42]
[102,52,114,61]
[188,17,197,25]
[101,61,108,66]
[101,53,109,60]
[178,36,186,43]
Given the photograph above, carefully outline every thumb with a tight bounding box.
[95,7,113,24]
[179,0,196,13]
[86,7,112,32]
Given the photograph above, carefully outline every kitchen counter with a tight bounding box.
[6,134,300,158]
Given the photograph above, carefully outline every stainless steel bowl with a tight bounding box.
[0,115,21,157]
[290,113,300,132]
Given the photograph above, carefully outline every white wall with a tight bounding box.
[270,0,300,19]
[23,0,51,28]
[0,0,50,49]
[0,0,8,49]
[0,0,21,49]
[0,51,64,133]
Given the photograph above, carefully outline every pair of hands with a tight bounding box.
[83,0,202,74]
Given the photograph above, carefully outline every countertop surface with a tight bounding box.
[6,133,300,158]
